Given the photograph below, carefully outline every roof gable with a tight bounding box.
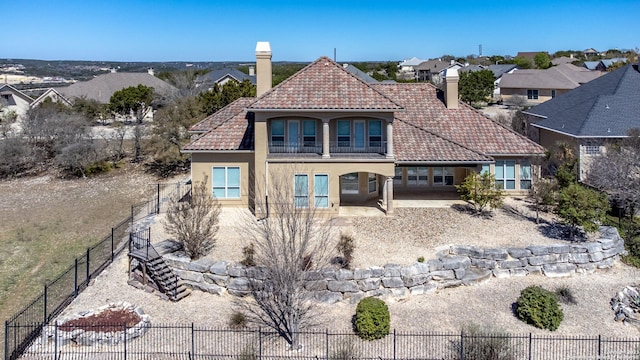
[248,57,402,111]
[59,72,177,103]
[0,84,34,104]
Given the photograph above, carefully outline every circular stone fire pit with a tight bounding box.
[611,286,640,327]
[49,302,150,346]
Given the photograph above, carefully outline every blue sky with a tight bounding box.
[3,0,639,62]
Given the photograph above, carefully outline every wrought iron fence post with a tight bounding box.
[111,227,115,262]
[529,333,532,360]
[157,184,161,214]
[598,334,602,357]
[123,322,127,360]
[43,284,48,324]
[5,320,8,360]
[131,205,134,229]
[74,258,78,298]
[54,323,58,360]
[191,323,195,358]
[393,329,397,360]
[86,248,90,285]
[325,329,329,360]
[459,330,464,360]
[259,328,262,360]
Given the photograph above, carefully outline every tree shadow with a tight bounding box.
[451,203,495,219]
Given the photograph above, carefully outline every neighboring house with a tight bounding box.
[58,69,177,120]
[415,59,464,84]
[551,56,576,66]
[499,63,603,105]
[583,61,602,71]
[524,63,640,181]
[182,42,544,215]
[195,67,256,90]
[31,88,72,108]
[583,48,599,57]
[397,57,425,80]
[0,84,33,120]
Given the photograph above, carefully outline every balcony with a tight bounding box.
[269,141,386,155]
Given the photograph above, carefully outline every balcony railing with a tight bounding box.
[269,141,386,154]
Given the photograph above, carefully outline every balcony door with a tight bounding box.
[354,120,365,149]
[288,120,300,151]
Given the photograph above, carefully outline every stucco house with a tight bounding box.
[500,64,603,106]
[415,59,465,84]
[524,62,640,181]
[183,42,544,215]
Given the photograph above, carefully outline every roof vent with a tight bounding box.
[608,128,611,133]
[605,104,610,109]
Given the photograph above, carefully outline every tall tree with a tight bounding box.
[108,84,154,122]
[534,52,551,69]
[237,168,337,349]
[555,184,609,240]
[196,79,255,116]
[458,70,495,105]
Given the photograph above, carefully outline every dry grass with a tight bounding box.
[0,164,161,354]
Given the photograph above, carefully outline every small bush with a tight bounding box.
[516,286,564,331]
[337,233,355,269]
[330,338,359,360]
[240,243,256,267]
[354,297,390,341]
[417,256,425,263]
[554,286,577,305]
[84,161,113,176]
[450,324,517,360]
[230,311,248,329]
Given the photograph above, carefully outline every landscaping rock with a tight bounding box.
[327,280,359,293]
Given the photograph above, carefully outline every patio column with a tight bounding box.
[322,119,330,158]
[386,121,394,159]
[385,176,394,215]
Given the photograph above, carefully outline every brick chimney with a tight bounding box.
[255,42,272,97]
[443,68,459,109]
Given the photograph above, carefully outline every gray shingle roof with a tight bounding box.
[59,73,177,103]
[526,64,640,137]
[500,64,602,90]
[196,68,256,85]
[342,64,379,83]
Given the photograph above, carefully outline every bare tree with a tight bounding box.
[237,168,338,349]
[163,176,221,260]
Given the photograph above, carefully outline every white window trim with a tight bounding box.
[314,173,329,208]
[212,166,241,199]
[495,160,516,190]
[294,173,309,208]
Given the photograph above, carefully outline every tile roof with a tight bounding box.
[189,97,255,133]
[59,72,177,103]
[183,58,545,160]
[248,57,402,111]
[527,64,640,138]
[372,83,545,159]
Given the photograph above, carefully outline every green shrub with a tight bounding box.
[417,256,425,263]
[354,297,390,341]
[84,161,113,176]
[516,286,564,331]
[450,324,517,360]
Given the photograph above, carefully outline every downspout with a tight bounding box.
[258,160,269,221]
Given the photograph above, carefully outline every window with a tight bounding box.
[294,174,309,208]
[341,173,359,194]
[520,162,532,190]
[527,89,539,100]
[337,120,351,147]
[394,167,403,185]
[407,167,428,186]
[551,89,556,98]
[368,173,376,193]
[354,120,365,148]
[481,164,490,175]
[433,167,454,186]
[303,120,316,147]
[314,174,329,208]
[271,120,284,145]
[212,167,240,199]
[495,160,516,189]
[585,146,601,155]
[369,120,382,148]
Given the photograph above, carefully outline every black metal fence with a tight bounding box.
[4,182,190,360]
[12,324,640,360]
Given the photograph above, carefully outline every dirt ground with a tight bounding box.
[58,198,640,339]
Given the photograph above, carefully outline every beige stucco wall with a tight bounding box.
[190,152,254,207]
[501,88,569,105]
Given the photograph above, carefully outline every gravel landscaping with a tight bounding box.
[58,198,640,338]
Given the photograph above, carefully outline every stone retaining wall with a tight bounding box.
[162,226,625,304]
